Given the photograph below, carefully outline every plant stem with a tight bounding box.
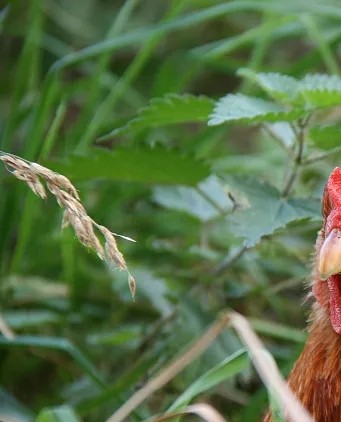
[212,245,248,276]
[262,124,295,159]
[281,119,306,198]
[303,145,341,165]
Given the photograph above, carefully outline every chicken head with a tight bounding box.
[316,167,341,334]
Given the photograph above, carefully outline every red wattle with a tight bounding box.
[328,275,341,334]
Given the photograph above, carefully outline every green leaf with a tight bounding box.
[131,268,173,317]
[0,335,107,389]
[1,275,67,302]
[299,74,341,107]
[3,310,61,328]
[100,94,214,140]
[168,349,249,411]
[309,123,341,150]
[0,386,34,422]
[269,391,286,422]
[192,16,295,60]
[36,406,80,422]
[50,3,341,72]
[238,69,300,103]
[86,326,141,347]
[208,94,304,126]
[47,148,209,185]
[227,177,321,247]
[250,318,307,343]
[237,70,341,109]
[153,176,232,222]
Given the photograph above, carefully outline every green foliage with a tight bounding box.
[153,176,233,222]
[309,124,341,149]
[36,406,81,422]
[48,147,209,185]
[0,386,34,422]
[210,70,341,126]
[208,94,304,125]
[227,177,321,247]
[239,69,341,107]
[269,392,286,422]
[0,1,340,421]
[300,74,341,106]
[168,348,249,411]
[0,335,107,389]
[101,94,214,139]
[238,69,301,103]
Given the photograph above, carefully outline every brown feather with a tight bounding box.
[264,305,341,422]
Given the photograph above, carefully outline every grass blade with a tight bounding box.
[0,335,107,390]
[168,348,248,411]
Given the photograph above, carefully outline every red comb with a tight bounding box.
[323,168,341,218]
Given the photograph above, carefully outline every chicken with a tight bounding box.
[264,167,341,422]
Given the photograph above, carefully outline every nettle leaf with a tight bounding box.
[208,94,304,126]
[153,175,233,222]
[238,69,300,103]
[309,124,341,150]
[299,74,341,107]
[237,70,341,109]
[48,148,209,185]
[227,177,321,247]
[101,94,214,139]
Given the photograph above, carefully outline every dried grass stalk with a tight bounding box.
[106,312,313,422]
[0,313,15,340]
[148,403,228,422]
[0,151,136,297]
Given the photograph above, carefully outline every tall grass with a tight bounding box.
[0,1,340,421]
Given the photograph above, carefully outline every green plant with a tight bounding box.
[0,1,340,421]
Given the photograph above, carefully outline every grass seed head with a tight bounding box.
[0,151,135,295]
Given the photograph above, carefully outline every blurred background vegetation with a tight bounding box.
[0,0,340,421]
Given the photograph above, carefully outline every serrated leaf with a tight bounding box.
[237,70,341,109]
[299,74,341,107]
[238,69,300,103]
[168,349,249,411]
[309,124,341,150]
[227,177,321,247]
[47,148,209,185]
[153,176,232,222]
[208,94,304,126]
[36,406,80,422]
[100,94,214,139]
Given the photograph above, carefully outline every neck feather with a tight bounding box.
[287,304,341,422]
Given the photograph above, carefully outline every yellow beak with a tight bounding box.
[318,228,341,280]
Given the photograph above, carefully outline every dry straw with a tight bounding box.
[0,313,15,340]
[0,151,136,298]
[148,403,228,422]
[106,312,313,422]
